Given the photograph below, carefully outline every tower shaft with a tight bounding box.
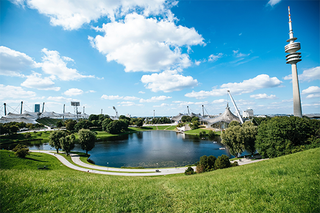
[285,6,302,117]
[291,64,302,117]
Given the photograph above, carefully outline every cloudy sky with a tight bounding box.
[0,0,319,117]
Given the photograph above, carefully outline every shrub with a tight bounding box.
[208,130,216,138]
[87,158,95,164]
[12,144,29,158]
[196,155,216,173]
[214,155,231,169]
[199,131,207,138]
[185,166,196,175]
[231,161,239,167]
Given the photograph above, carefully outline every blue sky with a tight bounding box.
[0,0,319,117]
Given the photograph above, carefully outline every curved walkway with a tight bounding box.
[30,150,189,176]
[30,150,268,176]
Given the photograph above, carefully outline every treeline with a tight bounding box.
[145,117,174,124]
[58,114,145,134]
[0,122,44,135]
[178,116,201,130]
[221,116,320,158]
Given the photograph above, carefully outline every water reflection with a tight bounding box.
[24,131,229,168]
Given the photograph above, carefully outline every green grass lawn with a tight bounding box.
[1,148,319,212]
[184,128,221,136]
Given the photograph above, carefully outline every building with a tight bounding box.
[243,109,254,118]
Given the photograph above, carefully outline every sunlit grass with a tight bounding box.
[1,148,319,212]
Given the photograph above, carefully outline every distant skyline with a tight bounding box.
[0,0,319,117]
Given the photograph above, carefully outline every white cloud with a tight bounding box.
[267,0,282,6]
[140,96,171,103]
[195,60,201,66]
[208,53,223,62]
[0,84,36,100]
[101,95,140,100]
[12,0,171,30]
[40,48,94,81]
[284,66,320,82]
[90,13,204,72]
[141,70,198,92]
[233,50,250,58]
[153,103,169,107]
[118,101,143,107]
[47,96,78,102]
[64,88,83,96]
[212,99,227,104]
[302,86,320,99]
[185,74,282,99]
[250,93,276,99]
[0,46,38,76]
[21,72,60,91]
[139,91,145,94]
[86,90,96,93]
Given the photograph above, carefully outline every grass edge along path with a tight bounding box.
[1,148,319,212]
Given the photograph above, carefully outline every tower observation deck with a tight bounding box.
[285,6,302,117]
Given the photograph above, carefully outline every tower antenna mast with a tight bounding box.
[285,6,302,117]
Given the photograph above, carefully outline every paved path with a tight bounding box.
[30,150,190,176]
[30,150,268,176]
[231,158,268,165]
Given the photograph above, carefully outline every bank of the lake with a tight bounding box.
[1,148,319,212]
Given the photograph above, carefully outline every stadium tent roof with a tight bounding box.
[201,104,240,125]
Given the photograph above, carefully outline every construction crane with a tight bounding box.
[227,90,244,124]
[113,106,118,118]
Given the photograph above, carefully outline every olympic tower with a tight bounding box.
[285,6,302,117]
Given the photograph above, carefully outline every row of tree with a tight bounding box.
[0,122,44,135]
[221,116,320,158]
[49,129,96,155]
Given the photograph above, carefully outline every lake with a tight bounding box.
[29,131,230,168]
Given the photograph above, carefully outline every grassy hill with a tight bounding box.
[1,148,319,212]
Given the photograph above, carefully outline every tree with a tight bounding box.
[89,114,99,121]
[74,120,92,131]
[191,116,199,123]
[243,125,258,155]
[181,115,192,123]
[214,155,231,169]
[78,129,96,155]
[60,134,75,156]
[65,120,77,131]
[185,166,195,175]
[136,118,144,128]
[102,118,113,131]
[196,155,216,173]
[56,120,63,128]
[190,120,199,130]
[221,126,245,157]
[106,120,128,134]
[49,130,66,153]
[228,120,240,127]
[255,116,314,158]
[242,120,254,127]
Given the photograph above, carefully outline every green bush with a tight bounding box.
[214,155,231,170]
[185,166,195,175]
[12,144,29,158]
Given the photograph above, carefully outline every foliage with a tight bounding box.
[181,115,192,123]
[256,116,320,158]
[190,120,200,130]
[214,155,231,169]
[208,130,216,138]
[49,130,66,153]
[199,131,207,138]
[221,126,245,156]
[60,134,75,156]
[177,122,185,127]
[106,120,128,134]
[191,116,199,123]
[228,120,240,127]
[74,120,92,131]
[243,125,258,155]
[56,120,63,128]
[102,118,113,131]
[0,123,19,135]
[78,129,96,155]
[135,118,144,127]
[12,144,29,158]
[146,116,173,124]
[196,155,216,173]
[65,120,77,131]
[242,120,254,127]
[184,166,195,175]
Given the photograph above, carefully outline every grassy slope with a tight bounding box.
[1,148,319,212]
